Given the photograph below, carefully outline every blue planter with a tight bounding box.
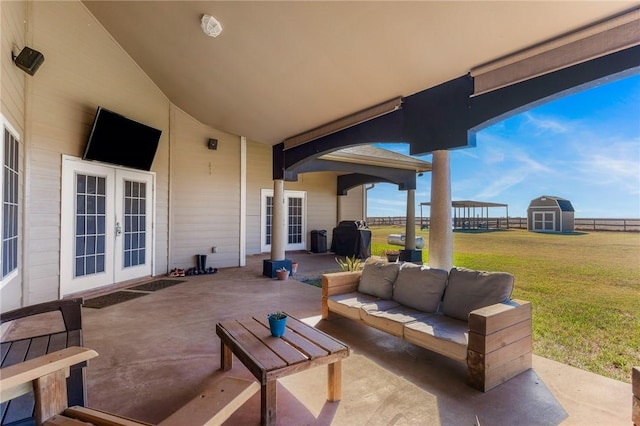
[268,314,287,337]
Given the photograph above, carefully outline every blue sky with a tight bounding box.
[367,73,640,219]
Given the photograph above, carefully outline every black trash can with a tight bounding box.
[310,230,327,253]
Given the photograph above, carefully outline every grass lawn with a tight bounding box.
[367,225,640,383]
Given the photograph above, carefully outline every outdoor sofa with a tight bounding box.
[321,262,532,391]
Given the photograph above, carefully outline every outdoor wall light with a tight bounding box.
[201,14,223,38]
[12,46,45,76]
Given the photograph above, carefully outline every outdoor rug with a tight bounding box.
[83,291,148,309]
[129,279,186,292]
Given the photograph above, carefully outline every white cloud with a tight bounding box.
[523,112,569,134]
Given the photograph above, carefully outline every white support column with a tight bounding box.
[271,179,286,261]
[428,150,453,270]
[405,189,416,250]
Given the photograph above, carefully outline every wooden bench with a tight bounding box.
[0,346,260,426]
[1,298,86,425]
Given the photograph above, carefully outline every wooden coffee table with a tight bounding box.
[216,313,350,425]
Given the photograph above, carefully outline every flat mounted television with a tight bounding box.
[83,107,162,171]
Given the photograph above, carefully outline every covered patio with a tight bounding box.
[5,252,630,425]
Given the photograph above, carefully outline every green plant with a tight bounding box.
[335,255,362,272]
[269,311,287,320]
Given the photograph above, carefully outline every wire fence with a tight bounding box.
[365,217,640,232]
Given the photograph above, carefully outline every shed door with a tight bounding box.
[533,211,555,231]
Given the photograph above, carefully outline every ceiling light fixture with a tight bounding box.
[201,14,223,38]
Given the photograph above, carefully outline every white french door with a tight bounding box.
[60,156,154,296]
[533,211,555,232]
[260,189,306,253]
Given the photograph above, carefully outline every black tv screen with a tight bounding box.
[83,107,162,171]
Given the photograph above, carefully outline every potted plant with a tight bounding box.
[385,249,400,263]
[267,311,288,337]
[335,255,362,271]
[276,267,289,280]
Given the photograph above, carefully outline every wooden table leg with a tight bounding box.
[220,341,233,371]
[327,360,342,401]
[261,380,276,426]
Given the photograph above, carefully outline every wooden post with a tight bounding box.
[327,360,342,401]
[221,341,233,371]
[33,370,68,424]
[261,381,277,426]
[633,367,639,426]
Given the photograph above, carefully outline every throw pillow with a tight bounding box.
[357,262,400,299]
[392,264,448,313]
[441,267,514,321]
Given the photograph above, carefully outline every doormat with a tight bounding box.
[83,291,148,309]
[129,279,186,292]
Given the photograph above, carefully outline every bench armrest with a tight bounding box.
[468,299,532,336]
[321,271,362,319]
[0,346,98,404]
[467,299,533,392]
[322,271,362,297]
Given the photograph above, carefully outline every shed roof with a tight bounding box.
[530,195,575,212]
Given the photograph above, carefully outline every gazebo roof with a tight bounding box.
[420,200,508,208]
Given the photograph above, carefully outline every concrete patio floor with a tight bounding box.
[9,252,632,425]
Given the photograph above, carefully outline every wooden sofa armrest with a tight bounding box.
[321,271,362,319]
[467,299,533,392]
[2,347,97,424]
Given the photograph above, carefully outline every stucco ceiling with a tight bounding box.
[82,1,638,145]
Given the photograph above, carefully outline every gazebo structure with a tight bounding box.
[420,200,509,230]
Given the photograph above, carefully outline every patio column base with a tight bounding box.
[399,249,422,264]
[262,259,293,278]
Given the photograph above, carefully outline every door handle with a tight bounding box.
[115,222,122,236]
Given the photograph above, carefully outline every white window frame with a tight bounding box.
[0,115,20,287]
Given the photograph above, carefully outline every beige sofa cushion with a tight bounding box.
[403,315,469,362]
[441,267,514,321]
[327,292,379,320]
[357,262,400,299]
[361,305,434,337]
[392,264,448,313]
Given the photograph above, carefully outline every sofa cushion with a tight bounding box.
[392,264,448,313]
[441,267,514,321]
[403,315,469,362]
[327,292,380,320]
[361,305,434,337]
[357,262,400,299]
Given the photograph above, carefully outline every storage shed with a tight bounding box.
[527,195,575,232]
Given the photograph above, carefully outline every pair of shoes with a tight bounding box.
[205,267,218,274]
[168,268,185,277]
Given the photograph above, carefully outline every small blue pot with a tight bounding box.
[268,314,287,337]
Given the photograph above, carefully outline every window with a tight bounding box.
[1,116,19,282]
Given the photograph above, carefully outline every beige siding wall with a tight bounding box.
[245,140,271,255]
[0,0,26,310]
[340,186,366,222]
[169,106,241,269]
[24,0,170,303]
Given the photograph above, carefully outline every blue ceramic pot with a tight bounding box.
[268,314,287,337]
